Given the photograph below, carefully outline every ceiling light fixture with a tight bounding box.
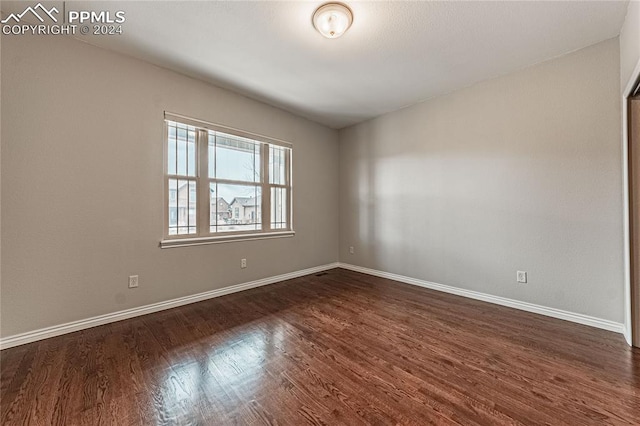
[312,3,353,39]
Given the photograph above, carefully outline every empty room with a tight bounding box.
[1,0,640,424]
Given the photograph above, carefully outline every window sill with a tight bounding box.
[160,230,295,249]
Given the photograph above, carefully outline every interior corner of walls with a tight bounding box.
[623,324,632,346]
[620,0,640,90]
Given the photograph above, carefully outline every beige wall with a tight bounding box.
[1,34,339,337]
[339,39,624,322]
[620,0,640,90]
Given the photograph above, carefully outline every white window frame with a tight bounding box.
[161,112,294,248]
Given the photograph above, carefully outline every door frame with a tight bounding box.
[622,58,640,347]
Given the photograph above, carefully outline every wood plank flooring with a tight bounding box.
[1,268,639,425]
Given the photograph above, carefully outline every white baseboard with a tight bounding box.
[0,262,340,350]
[338,263,625,334]
[2,262,624,350]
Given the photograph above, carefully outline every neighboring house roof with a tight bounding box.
[230,197,261,207]
[212,197,229,206]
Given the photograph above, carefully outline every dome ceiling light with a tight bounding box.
[312,3,353,39]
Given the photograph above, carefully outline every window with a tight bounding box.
[162,113,293,247]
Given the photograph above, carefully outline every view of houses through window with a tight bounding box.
[165,118,291,239]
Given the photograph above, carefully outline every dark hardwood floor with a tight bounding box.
[1,268,639,425]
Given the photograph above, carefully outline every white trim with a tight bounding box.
[0,262,339,350]
[621,56,640,346]
[338,263,625,334]
[160,230,295,248]
[164,111,293,149]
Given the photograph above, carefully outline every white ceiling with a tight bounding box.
[2,1,630,129]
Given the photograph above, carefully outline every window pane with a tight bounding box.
[177,141,186,175]
[271,187,287,229]
[168,124,177,175]
[269,146,287,185]
[187,129,196,176]
[212,183,261,233]
[209,182,231,233]
[214,132,261,182]
[170,121,196,177]
[208,132,216,178]
[168,178,196,235]
[168,178,178,235]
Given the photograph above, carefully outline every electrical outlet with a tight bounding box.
[241,258,247,269]
[128,275,139,288]
[349,246,354,254]
[516,271,527,284]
